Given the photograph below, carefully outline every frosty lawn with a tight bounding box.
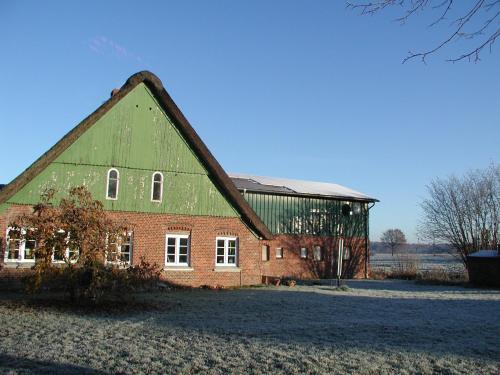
[1,280,499,374]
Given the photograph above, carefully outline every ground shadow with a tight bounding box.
[0,353,109,375]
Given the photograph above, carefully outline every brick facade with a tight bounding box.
[0,204,262,288]
[260,234,368,281]
[0,205,368,287]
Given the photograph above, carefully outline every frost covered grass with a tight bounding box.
[1,280,499,374]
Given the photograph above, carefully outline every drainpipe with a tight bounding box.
[365,202,376,279]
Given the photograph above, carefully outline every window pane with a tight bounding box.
[108,179,117,198]
[228,240,236,249]
[152,181,162,201]
[167,237,176,246]
[227,255,236,264]
[217,239,225,248]
[179,246,188,256]
[179,255,188,264]
[24,240,36,259]
[217,247,225,256]
[109,170,118,179]
[167,245,176,255]
[180,238,188,247]
[216,255,225,264]
[8,241,20,259]
[228,247,236,256]
[167,254,175,263]
[154,173,162,183]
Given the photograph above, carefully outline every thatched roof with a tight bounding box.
[0,71,272,239]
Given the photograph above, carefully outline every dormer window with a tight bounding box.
[151,172,163,202]
[106,168,119,200]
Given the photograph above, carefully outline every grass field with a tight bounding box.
[0,280,499,374]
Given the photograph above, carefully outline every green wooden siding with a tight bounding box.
[242,192,368,237]
[6,84,238,217]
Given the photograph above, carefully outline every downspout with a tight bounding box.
[365,202,376,279]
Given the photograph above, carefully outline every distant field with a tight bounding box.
[371,252,465,273]
[1,280,499,374]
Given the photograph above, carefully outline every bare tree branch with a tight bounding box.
[347,0,499,63]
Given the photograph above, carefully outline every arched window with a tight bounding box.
[106,168,119,200]
[151,172,163,202]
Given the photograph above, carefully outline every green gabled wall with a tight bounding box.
[6,83,238,217]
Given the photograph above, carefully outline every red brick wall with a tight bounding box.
[0,205,368,287]
[260,234,368,280]
[0,204,262,288]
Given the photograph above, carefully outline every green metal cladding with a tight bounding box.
[6,84,238,217]
[242,192,368,237]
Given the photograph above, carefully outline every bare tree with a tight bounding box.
[419,164,499,267]
[347,1,500,63]
[380,229,407,256]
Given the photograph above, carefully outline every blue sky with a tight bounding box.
[0,1,498,243]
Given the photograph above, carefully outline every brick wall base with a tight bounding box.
[1,205,368,288]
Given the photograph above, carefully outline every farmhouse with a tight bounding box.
[0,71,377,287]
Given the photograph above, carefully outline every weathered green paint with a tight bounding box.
[6,84,238,217]
[242,192,367,237]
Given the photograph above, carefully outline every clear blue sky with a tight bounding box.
[0,1,498,243]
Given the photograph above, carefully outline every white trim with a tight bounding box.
[4,227,36,263]
[165,234,190,266]
[51,230,79,264]
[215,236,238,267]
[106,168,119,200]
[105,231,133,266]
[151,171,164,202]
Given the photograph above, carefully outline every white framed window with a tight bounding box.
[300,247,308,259]
[151,172,163,202]
[4,227,36,263]
[52,230,80,263]
[261,245,269,262]
[343,246,351,261]
[276,247,283,259]
[313,245,323,261]
[106,168,119,200]
[166,234,190,266]
[216,237,237,266]
[106,231,133,265]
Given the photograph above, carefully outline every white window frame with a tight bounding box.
[106,231,133,266]
[276,247,283,259]
[300,247,308,259]
[165,234,190,266]
[51,230,79,264]
[151,171,164,202]
[215,236,238,267]
[106,168,120,200]
[313,245,323,261]
[4,227,36,263]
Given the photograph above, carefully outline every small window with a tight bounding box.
[166,234,190,266]
[151,172,163,202]
[5,227,36,263]
[300,247,308,259]
[276,247,283,259]
[216,237,238,266]
[107,231,133,265]
[261,245,270,261]
[52,230,80,263]
[343,246,351,261]
[106,168,119,200]
[313,246,323,261]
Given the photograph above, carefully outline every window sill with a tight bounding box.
[3,261,35,268]
[164,266,194,272]
[213,266,241,272]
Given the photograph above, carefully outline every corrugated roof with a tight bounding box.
[229,173,378,202]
